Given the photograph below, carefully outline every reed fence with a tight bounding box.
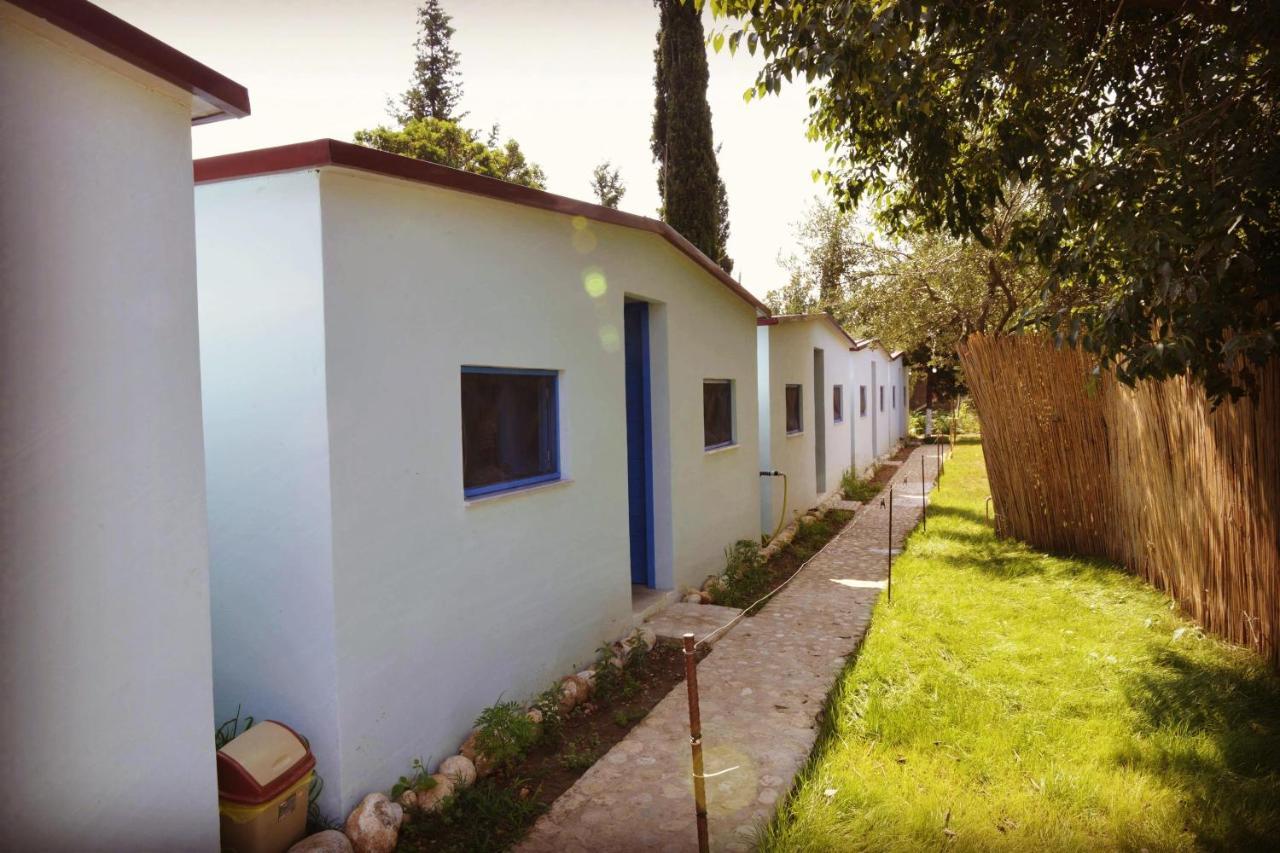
[957,333,1280,667]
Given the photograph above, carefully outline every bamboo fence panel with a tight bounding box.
[958,333,1280,667]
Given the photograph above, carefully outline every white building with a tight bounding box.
[757,316,910,536]
[0,0,249,848]
[849,339,910,475]
[757,314,861,533]
[193,139,767,814]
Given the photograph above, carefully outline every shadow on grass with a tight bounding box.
[1118,647,1280,850]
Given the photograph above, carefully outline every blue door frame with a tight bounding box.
[624,301,655,587]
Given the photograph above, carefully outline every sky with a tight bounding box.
[100,0,832,300]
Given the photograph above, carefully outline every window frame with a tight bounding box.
[785,383,804,435]
[702,378,735,451]
[460,365,561,499]
[833,384,844,423]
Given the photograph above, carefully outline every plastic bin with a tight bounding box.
[217,720,316,853]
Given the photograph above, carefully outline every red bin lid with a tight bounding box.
[217,720,316,806]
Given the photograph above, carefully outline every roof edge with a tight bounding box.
[193,139,768,314]
[9,0,250,123]
[767,312,860,350]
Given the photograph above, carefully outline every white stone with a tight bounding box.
[414,773,454,812]
[288,830,354,853]
[343,793,402,853]
[439,754,476,788]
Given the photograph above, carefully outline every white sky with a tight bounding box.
[99,0,831,299]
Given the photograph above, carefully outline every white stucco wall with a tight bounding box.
[196,164,761,812]
[0,8,220,849]
[195,171,346,817]
[761,319,853,531]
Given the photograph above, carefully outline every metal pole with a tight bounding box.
[921,455,927,532]
[887,486,894,602]
[682,633,710,853]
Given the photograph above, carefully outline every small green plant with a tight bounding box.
[840,469,880,502]
[710,540,772,609]
[390,757,438,800]
[214,705,254,749]
[305,773,341,833]
[398,777,546,850]
[591,645,625,703]
[475,700,539,769]
[559,733,602,771]
[531,686,565,748]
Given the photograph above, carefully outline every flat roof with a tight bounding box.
[193,139,768,314]
[9,0,250,123]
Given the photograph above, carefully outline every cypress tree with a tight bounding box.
[394,0,463,123]
[651,0,733,273]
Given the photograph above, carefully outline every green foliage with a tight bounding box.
[612,707,646,728]
[764,442,1280,850]
[559,733,603,771]
[474,700,539,769]
[393,0,464,123]
[355,118,547,189]
[839,470,879,503]
[590,161,626,208]
[652,0,733,272]
[391,758,438,800]
[530,686,564,749]
[911,398,981,438]
[398,777,546,852]
[709,539,770,609]
[713,0,1280,403]
[214,705,254,749]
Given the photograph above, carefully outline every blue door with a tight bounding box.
[624,301,655,587]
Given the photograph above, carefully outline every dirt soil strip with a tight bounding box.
[515,444,941,853]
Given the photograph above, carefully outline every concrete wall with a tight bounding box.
[760,319,852,532]
[195,171,346,816]
[849,347,908,475]
[196,165,761,812]
[0,8,220,849]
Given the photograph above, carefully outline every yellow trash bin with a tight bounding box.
[217,721,316,853]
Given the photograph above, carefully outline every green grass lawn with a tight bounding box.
[763,440,1280,852]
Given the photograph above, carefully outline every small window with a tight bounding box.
[879,385,885,412]
[833,385,844,423]
[859,385,868,417]
[703,380,734,449]
[785,384,803,434]
[461,367,559,497]
[892,386,896,409]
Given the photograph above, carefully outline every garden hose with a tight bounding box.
[759,470,788,544]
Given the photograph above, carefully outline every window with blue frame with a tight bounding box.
[461,367,559,497]
[703,380,734,449]
[785,384,803,434]
[833,384,844,423]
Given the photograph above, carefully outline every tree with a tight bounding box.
[590,162,626,208]
[713,0,1279,402]
[652,0,733,272]
[771,187,1053,359]
[355,119,547,189]
[393,0,463,123]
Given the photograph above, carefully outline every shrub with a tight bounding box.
[710,540,771,609]
[840,470,880,502]
[474,700,539,769]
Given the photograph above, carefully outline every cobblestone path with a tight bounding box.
[517,444,943,853]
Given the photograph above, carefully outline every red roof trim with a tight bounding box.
[9,0,250,123]
[193,139,768,314]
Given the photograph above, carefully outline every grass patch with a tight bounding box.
[764,440,1280,852]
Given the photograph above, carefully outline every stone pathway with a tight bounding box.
[517,444,942,853]
[647,602,745,646]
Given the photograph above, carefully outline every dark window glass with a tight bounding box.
[703,380,733,448]
[461,368,558,496]
[892,386,896,408]
[785,384,803,434]
[880,385,885,411]
[833,385,843,422]
[859,385,867,416]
